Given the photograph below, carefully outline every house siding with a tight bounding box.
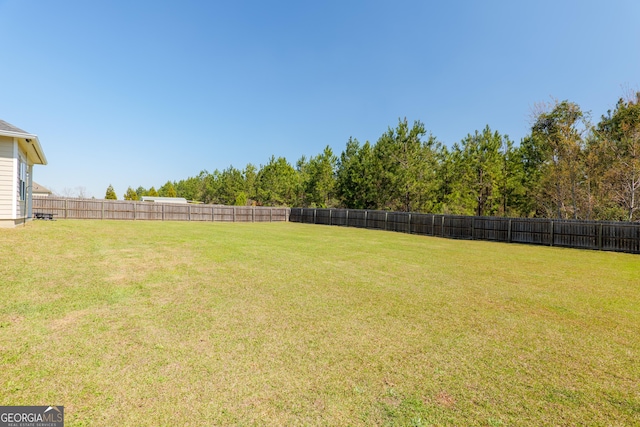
[0,136,16,219]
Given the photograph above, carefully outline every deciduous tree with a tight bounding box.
[530,100,589,219]
[596,92,640,221]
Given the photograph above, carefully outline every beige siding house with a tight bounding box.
[32,181,52,197]
[0,120,47,227]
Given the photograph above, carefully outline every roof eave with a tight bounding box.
[0,129,48,165]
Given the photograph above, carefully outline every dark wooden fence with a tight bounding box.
[289,208,640,254]
[33,198,290,222]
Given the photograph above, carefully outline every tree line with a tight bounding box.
[108,93,640,222]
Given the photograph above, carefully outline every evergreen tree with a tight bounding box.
[433,145,455,213]
[201,170,221,204]
[303,146,338,208]
[336,138,376,209]
[218,166,246,205]
[175,176,203,202]
[123,187,139,200]
[159,181,177,198]
[372,118,440,212]
[517,135,547,217]
[498,136,526,217]
[256,156,299,206]
[147,186,159,197]
[243,164,258,203]
[105,184,117,200]
[234,192,248,206]
[295,155,310,207]
[447,126,507,216]
[135,186,147,199]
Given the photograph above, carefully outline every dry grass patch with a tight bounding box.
[1,220,639,426]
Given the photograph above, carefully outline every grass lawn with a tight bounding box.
[1,220,639,426]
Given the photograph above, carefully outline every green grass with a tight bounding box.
[1,220,639,426]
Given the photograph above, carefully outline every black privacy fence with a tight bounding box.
[289,208,640,254]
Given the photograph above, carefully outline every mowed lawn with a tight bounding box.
[1,220,638,426]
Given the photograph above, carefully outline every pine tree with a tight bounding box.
[123,187,139,200]
[371,118,440,212]
[133,186,146,199]
[305,146,338,208]
[159,181,177,198]
[105,184,117,200]
[256,156,299,206]
[447,126,506,216]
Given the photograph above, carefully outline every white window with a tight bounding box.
[19,157,26,201]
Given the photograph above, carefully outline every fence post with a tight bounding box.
[188,205,191,221]
[270,208,272,222]
[550,220,554,246]
[329,209,332,226]
[64,199,68,219]
[442,216,445,237]
[598,222,603,250]
[102,200,105,220]
[508,219,512,243]
[364,210,368,228]
[252,207,255,222]
[314,208,317,224]
[346,209,349,227]
[408,213,412,234]
[212,206,215,222]
[133,202,137,220]
[233,207,236,222]
[162,204,165,221]
[471,217,475,240]
[385,212,388,231]
[431,215,435,235]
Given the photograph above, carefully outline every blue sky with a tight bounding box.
[1,0,639,198]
